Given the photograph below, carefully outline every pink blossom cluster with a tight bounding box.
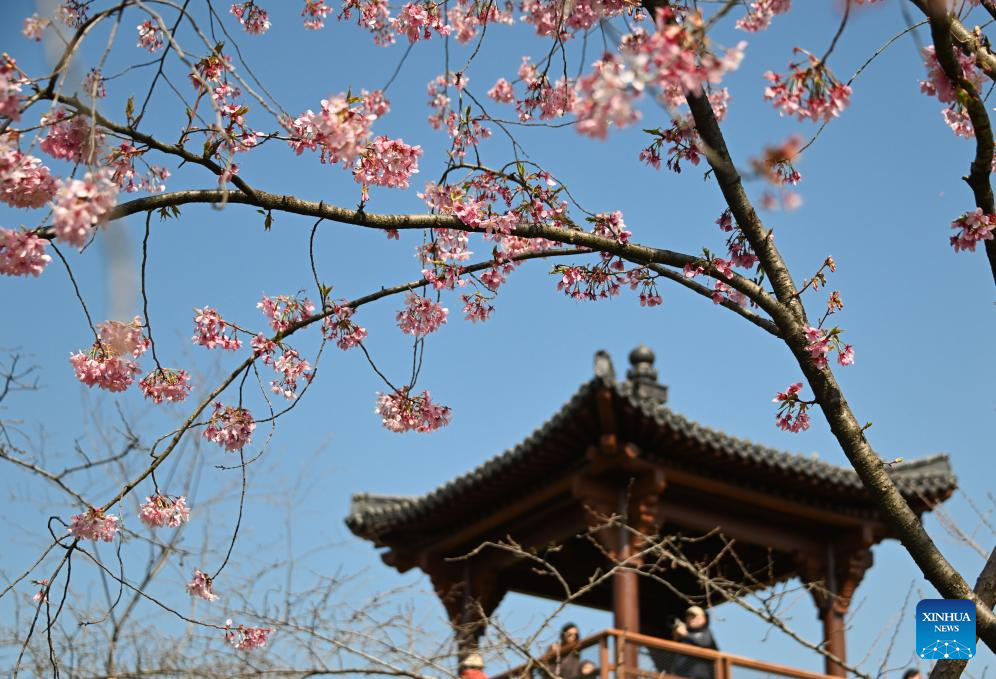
[23,14,50,41]
[69,348,141,391]
[804,325,854,368]
[353,136,423,192]
[258,294,315,332]
[137,20,165,52]
[69,317,148,392]
[639,89,729,172]
[339,0,394,44]
[302,0,333,29]
[139,494,191,528]
[949,209,996,252]
[40,109,104,163]
[1,139,57,209]
[140,368,192,403]
[764,51,851,123]
[0,227,51,277]
[82,68,106,99]
[231,2,271,34]
[97,316,150,358]
[190,53,232,91]
[225,620,272,650]
[555,263,626,301]
[515,58,577,122]
[68,507,120,542]
[105,143,170,193]
[447,0,513,43]
[187,569,219,601]
[322,303,369,349]
[626,268,663,307]
[919,46,984,138]
[461,293,494,322]
[711,280,747,306]
[772,382,810,432]
[735,0,790,32]
[716,210,759,270]
[396,292,448,336]
[488,78,515,103]
[204,402,256,452]
[58,1,88,27]
[375,389,452,433]
[393,2,450,42]
[253,336,313,399]
[424,74,492,158]
[286,91,387,167]
[51,170,118,248]
[574,54,642,139]
[192,306,243,350]
[520,0,627,38]
[0,57,24,121]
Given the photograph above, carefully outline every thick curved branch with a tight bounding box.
[104,187,782,324]
[925,8,996,285]
[685,85,996,650]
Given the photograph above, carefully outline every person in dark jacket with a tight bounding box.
[547,623,582,679]
[671,606,719,679]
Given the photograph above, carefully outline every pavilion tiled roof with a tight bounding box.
[346,348,957,543]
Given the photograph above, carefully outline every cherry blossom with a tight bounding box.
[96,316,149,358]
[230,2,271,34]
[105,143,170,193]
[949,209,996,252]
[764,51,851,123]
[353,136,422,193]
[268,347,313,399]
[447,0,513,43]
[339,0,394,44]
[488,78,515,103]
[772,382,811,433]
[68,507,120,542]
[0,228,51,277]
[462,293,494,322]
[23,14,49,41]
[302,0,333,29]
[735,0,790,32]
[515,57,577,122]
[0,55,23,121]
[396,292,448,336]
[258,294,315,332]
[393,2,450,42]
[573,54,641,139]
[69,345,141,392]
[375,389,452,432]
[138,495,191,528]
[225,620,272,650]
[286,91,387,167]
[40,109,103,163]
[57,1,88,27]
[140,368,192,403]
[50,170,118,248]
[31,579,49,603]
[187,570,219,601]
[837,344,855,366]
[192,307,243,350]
[82,68,106,98]
[204,403,256,452]
[919,45,982,136]
[137,20,165,52]
[322,303,368,349]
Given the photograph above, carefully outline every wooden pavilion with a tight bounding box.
[346,346,957,678]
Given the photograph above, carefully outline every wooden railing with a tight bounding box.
[491,629,835,679]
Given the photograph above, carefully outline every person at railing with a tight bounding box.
[902,669,922,679]
[460,652,489,679]
[547,623,582,679]
[670,606,719,679]
[578,660,598,679]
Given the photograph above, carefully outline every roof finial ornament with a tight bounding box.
[594,350,616,382]
[626,344,668,403]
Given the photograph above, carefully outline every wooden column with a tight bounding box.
[573,439,665,679]
[797,529,873,677]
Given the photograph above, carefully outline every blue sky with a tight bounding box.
[0,0,993,675]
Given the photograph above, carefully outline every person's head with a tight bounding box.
[579,661,597,677]
[460,653,485,672]
[902,669,921,679]
[685,605,707,629]
[560,623,580,644]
